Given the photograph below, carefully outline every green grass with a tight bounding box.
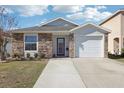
[115,58,124,63]
[108,54,124,63]
[0,59,48,88]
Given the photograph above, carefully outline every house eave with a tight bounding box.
[99,10,124,25]
[12,30,70,34]
[69,23,111,34]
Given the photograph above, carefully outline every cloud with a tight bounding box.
[17,6,48,17]
[95,5,107,10]
[36,19,48,26]
[3,5,48,17]
[66,12,83,20]
[2,5,112,23]
[66,6,112,22]
[52,5,84,13]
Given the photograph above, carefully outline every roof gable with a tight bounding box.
[100,10,124,25]
[40,17,78,27]
[12,17,79,32]
[70,23,110,34]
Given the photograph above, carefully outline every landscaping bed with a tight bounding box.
[108,54,124,63]
[0,59,48,88]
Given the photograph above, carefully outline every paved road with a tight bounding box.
[34,58,85,88]
[72,58,124,88]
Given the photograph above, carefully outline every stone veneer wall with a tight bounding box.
[38,33,53,58]
[104,34,108,57]
[12,33,24,56]
[69,33,75,58]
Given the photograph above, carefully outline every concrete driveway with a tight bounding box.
[34,58,85,88]
[72,58,124,88]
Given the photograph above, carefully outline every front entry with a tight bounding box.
[57,38,65,56]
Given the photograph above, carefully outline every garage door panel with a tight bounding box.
[76,36,103,57]
[79,48,101,57]
[79,39,101,46]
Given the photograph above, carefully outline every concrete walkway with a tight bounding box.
[34,58,85,88]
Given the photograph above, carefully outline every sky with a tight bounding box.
[2,5,124,29]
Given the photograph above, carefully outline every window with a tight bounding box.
[25,36,37,42]
[25,35,37,51]
[25,43,37,50]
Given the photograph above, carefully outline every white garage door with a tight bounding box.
[76,36,103,57]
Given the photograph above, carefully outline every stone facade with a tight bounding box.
[38,33,53,58]
[12,32,107,58]
[69,33,75,57]
[104,34,108,57]
[12,33,24,56]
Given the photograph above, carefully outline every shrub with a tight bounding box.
[121,48,124,57]
[6,57,13,62]
[41,53,45,58]
[0,52,6,60]
[20,56,26,61]
[26,53,30,58]
[34,53,38,58]
[6,53,10,58]
[108,52,121,59]
[38,53,45,58]
[53,54,55,58]
[29,57,34,61]
[13,52,21,58]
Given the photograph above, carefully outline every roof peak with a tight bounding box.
[100,9,124,25]
[70,22,110,33]
[39,17,79,26]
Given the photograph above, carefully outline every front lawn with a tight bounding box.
[115,58,124,63]
[108,54,124,63]
[0,59,48,88]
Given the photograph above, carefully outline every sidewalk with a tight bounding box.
[33,58,85,88]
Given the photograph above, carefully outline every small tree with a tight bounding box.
[26,53,30,58]
[0,6,18,60]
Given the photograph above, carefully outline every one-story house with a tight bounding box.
[11,17,109,58]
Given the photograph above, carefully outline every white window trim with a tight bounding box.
[24,34,38,52]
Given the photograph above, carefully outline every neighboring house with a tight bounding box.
[100,10,124,55]
[12,17,109,58]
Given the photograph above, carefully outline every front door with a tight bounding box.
[57,38,65,56]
